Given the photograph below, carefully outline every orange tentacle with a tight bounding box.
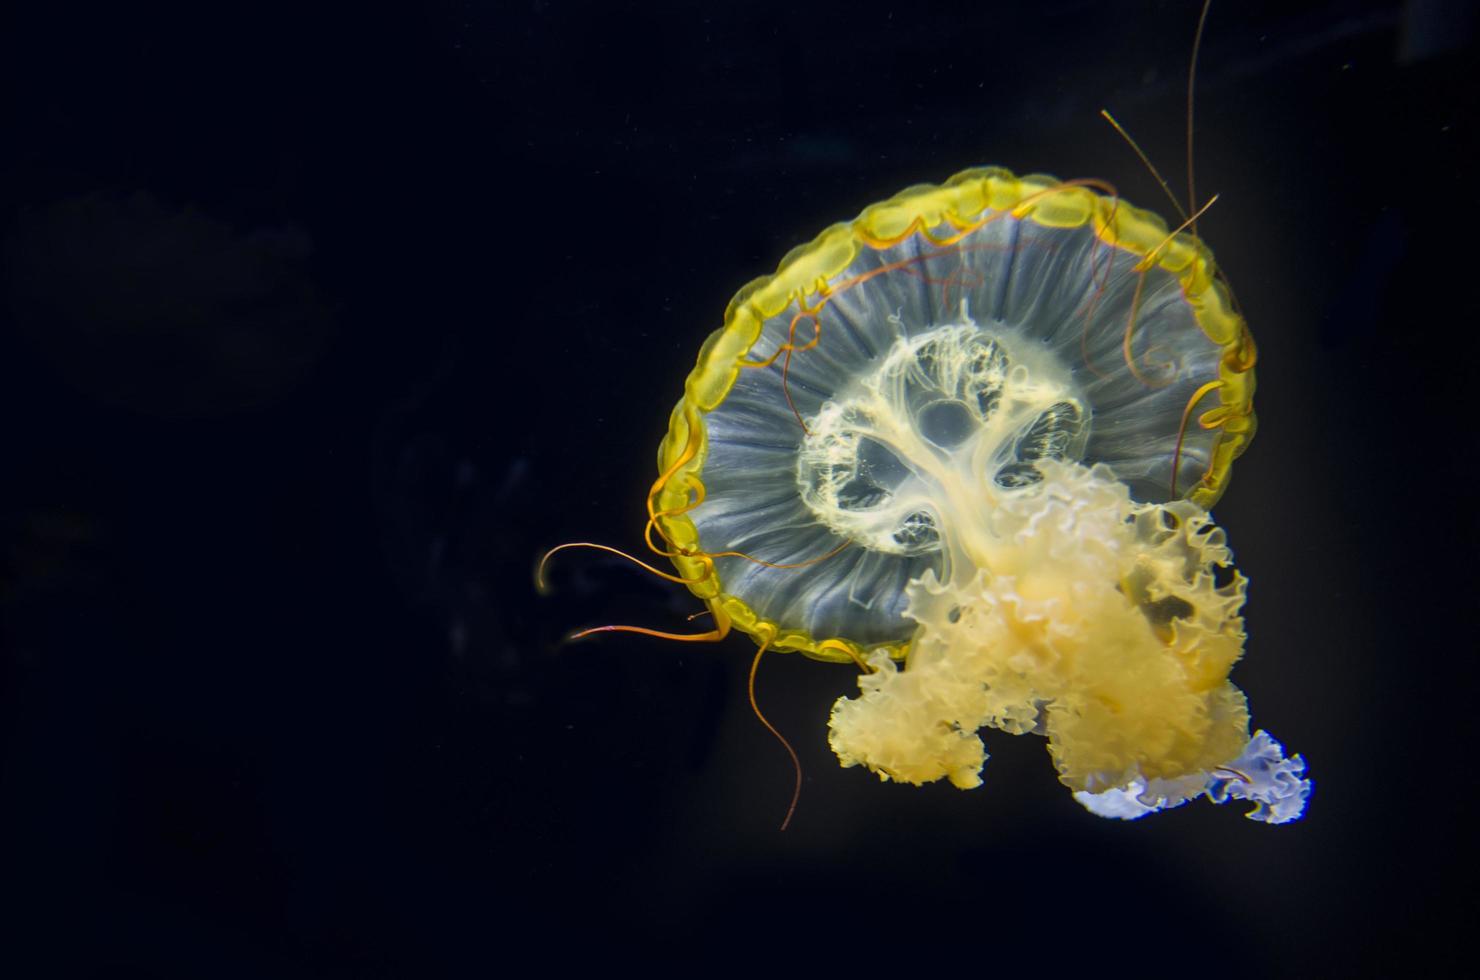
[1169,379,1224,497]
[747,633,802,831]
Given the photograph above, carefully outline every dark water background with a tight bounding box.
[2,0,1474,974]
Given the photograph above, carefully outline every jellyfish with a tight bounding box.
[544,165,1310,826]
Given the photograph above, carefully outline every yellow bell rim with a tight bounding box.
[651,166,1257,664]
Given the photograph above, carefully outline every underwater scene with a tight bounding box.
[1,0,1473,975]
